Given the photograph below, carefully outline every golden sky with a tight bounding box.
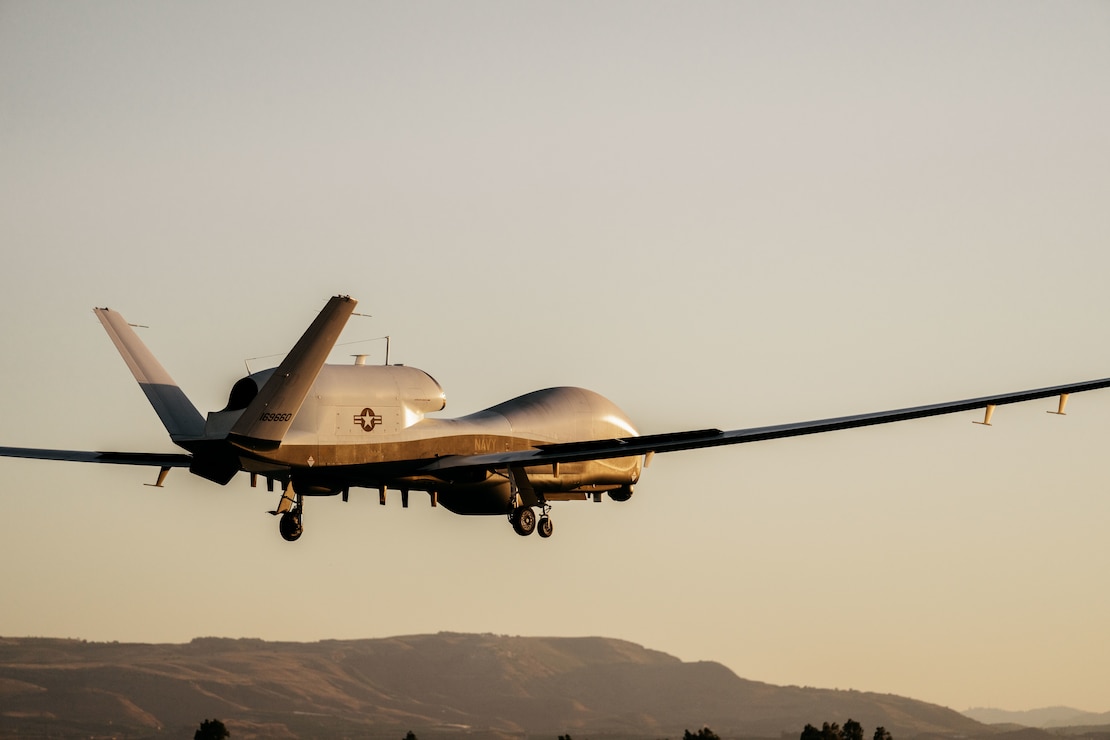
[1,1,1108,713]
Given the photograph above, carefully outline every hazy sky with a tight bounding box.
[2,0,1109,715]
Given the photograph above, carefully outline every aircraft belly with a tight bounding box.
[434,455,639,515]
[259,434,530,468]
[434,479,512,515]
[522,455,640,492]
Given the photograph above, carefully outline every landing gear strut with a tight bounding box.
[272,481,304,542]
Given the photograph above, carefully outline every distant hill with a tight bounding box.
[963,707,1110,729]
[0,633,989,739]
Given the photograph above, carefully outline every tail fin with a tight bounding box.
[228,295,357,450]
[94,308,206,442]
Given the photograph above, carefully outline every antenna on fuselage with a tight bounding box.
[338,310,390,365]
[247,329,390,373]
[346,335,390,365]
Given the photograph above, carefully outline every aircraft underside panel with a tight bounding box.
[251,434,550,469]
[428,467,635,516]
[274,453,642,514]
[434,480,513,515]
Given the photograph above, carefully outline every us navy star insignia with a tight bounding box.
[354,407,382,432]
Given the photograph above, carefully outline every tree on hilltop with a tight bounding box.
[684,728,721,740]
[194,718,229,740]
[842,719,864,740]
[800,719,891,740]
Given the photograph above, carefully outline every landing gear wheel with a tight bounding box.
[279,511,303,542]
[538,516,554,539]
[607,485,634,502]
[510,506,536,536]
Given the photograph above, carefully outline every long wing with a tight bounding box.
[0,447,192,467]
[4,376,1107,480]
[421,376,1110,473]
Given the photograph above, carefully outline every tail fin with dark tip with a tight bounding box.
[94,307,206,443]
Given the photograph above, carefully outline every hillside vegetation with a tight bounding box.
[1,633,988,739]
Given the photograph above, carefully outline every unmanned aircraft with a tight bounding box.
[2,295,1108,542]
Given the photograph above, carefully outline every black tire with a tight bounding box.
[607,485,634,502]
[538,516,554,538]
[279,512,303,542]
[511,506,536,536]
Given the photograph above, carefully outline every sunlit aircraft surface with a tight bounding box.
[3,295,1108,542]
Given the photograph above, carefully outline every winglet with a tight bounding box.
[94,308,206,442]
[229,295,357,450]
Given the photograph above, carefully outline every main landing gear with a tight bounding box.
[509,504,554,539]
